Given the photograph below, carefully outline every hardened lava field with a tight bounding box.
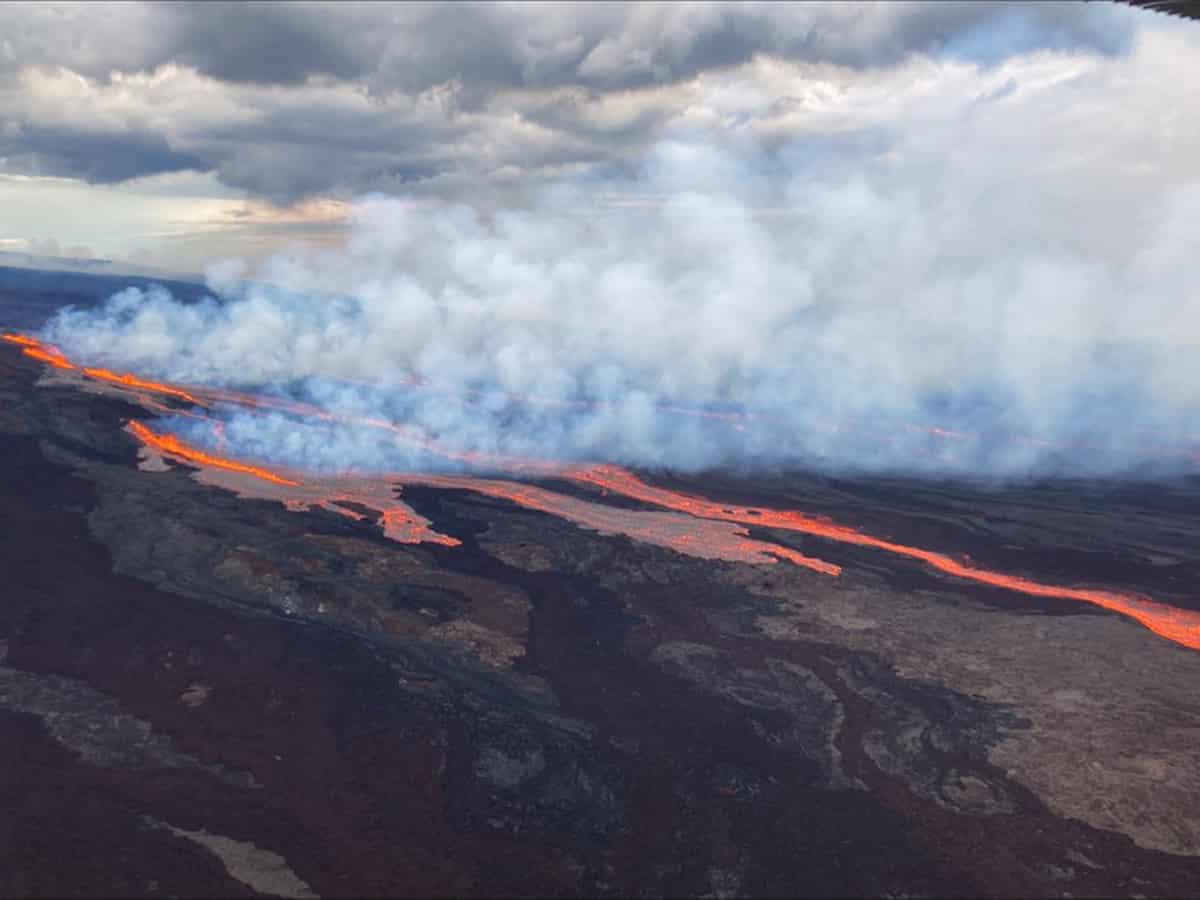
[4,329,1200,897]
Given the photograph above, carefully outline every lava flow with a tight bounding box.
[128,420,460,547]
[4,333,76,370]
[563,465,1200,651]
[8,329,1200,652]
[83,367,202,405]
[3,333,203,403]
[392,473,841,575]
[129,420,300,486]
[126,416,832,570]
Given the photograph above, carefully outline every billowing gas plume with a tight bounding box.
[40,26,1200,480]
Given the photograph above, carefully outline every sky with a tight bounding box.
[12,1,1200,479]
[1,1,1193,273]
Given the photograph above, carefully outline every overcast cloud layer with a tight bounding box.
[38,4,1200,480]
[1,1,1145,202]
[17,2,1200,479]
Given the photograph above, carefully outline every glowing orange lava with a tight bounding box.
[22,346,77,370]
[4,334,205,395]
[9,329,1200,650]
[128,420,301,487]
[128,419,459,547]
[4,334,77,370]
[83,367,203,405]
[393,473,840,574]
[194,383,569,476]
[562,465,1200,651]
[2,333,43,348]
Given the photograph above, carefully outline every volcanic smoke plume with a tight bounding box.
[9,330,1200,653]
[38,28,1200,479]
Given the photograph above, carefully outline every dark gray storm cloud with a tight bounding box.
[0,1,1147,202]
[1,124,204,183]
[0,2,1138,90]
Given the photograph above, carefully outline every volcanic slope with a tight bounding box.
[9,330,1200,655]
[3,332,1200,896]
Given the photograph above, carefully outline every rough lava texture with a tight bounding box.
[3,335,1200,896]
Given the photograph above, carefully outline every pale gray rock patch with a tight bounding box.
[143,817,319,899]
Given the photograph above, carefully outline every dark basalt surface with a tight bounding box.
[658,468,1200,610]
[3,335,1200,898]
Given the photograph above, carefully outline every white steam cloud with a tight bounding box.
[43,25,1200,480]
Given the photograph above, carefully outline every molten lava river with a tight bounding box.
[6,331,1200,652]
